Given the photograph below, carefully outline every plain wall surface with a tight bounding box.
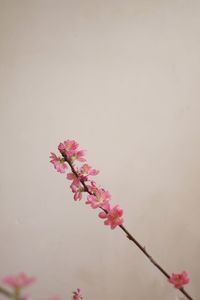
[0,1,199,299]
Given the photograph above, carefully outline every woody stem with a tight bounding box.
[61,152,194,300]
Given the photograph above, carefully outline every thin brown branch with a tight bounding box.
[0,286,14,299]
[61,151,194,300]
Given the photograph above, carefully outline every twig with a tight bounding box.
[0,286,14,299]
[61,152,194,300]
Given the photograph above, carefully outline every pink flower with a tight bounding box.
[50,153,67,173]
[71,150,86,162]
[169,271,190,289]
[73,288,82,300]
[58,140,79,156]
[86,184,111,209]
[67,164,98,186]
[99,205,124,229]
[80,164,99,177]
[3,273,35,289]
[58,140,86,162]
[71,184,85,201]
[67,172,80,186]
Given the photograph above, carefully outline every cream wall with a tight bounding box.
[0,1,199,299]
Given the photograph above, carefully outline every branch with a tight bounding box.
[0,286,14,299]
[61,152,194,300]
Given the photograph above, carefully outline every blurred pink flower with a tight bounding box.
[80,164,99,177]
[99,205,124,229]
[73,288,82,300]
[3,273,35,289]
[71,184,85,201]
[50,153,67,173]
[71,150,86,162]
[67,172,80,185]
[169,271,189,288]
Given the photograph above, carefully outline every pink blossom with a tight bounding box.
[169,271,189,289]
[71,150,86,162]
[3,273,35,289]
[68,164,99,185]
[58,140,86,162]
[67,171,86,200]
[87,181,97,192]
[80,164,99,177]
[67,164,97,186]
[67,172,80,186]
[99,205,124,229]
[73,288,82,300]
[58,140,79,156]
[86,186,111,209]
[71,184,85,201]
[50,153,67,173]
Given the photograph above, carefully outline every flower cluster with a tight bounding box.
[50,139,124,229]
[58,140,86,162]
[169,271,190,289]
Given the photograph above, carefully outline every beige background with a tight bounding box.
[0,1,199,299]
